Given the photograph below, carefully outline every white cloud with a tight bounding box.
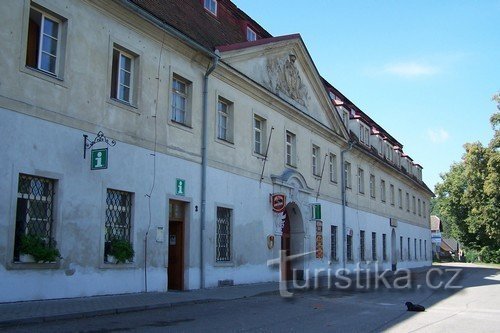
[382,62,438,77]
[427,128,450,143]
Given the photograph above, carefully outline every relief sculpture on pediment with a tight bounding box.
[266,53,309,108]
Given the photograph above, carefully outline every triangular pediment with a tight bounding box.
[217,35,348,139]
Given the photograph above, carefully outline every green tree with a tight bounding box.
[433,93,500,262]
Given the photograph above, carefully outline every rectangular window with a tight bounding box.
[329,154,337,183]
[204,0,217,15]
[358,168,365,194]
[26,6,64,76]
[390,184,395,206]
[360,230,365,261]
[111,47,136,104]
[344,161,352,189]
[371,232,377,261]
[246,27,257,41]
[408,237,411,261]
[330,225,337,261]
[425,240,427,260]
[423,201,427,218]
[419,239,422,260]
[285,131,296,166]
[342,110,349,127]
[418,198,421,216]
[400,236,403,261]
[171,75,191,125]
[104,189,133,262]
[216,207,231,262]
[369,174,375,198]
[13,174,56,261]
[253,115,266,155]
[312,145,320,176]
[398,189,403,209]
[346,234,353,261]
[380,179,386,203]
[217,97,233,143]
[414,238,417,260]
[382,234,387,261]
[406,192,410,212]
[412,196,416,214]
[365,127,370,146]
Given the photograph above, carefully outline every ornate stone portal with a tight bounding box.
[266,53,309,108]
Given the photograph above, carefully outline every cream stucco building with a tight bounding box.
[0,0,433,302]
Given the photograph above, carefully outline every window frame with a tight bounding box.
[371,232,377,261]
[398,188,403,209]
[329,153,338,183]
[369,174,375,198]
[109,43,140,109]
[389,184,395,206]
[204,0,217,15]
[253,114,266,156]
[382,233,387,261]
[360,230,366,262]
[285,131,296,167]
[246,26,257,41]
[170,74,193,127]
[216,96,234,144]
[358,167,365,194]
[312,144,320,176]
[12,173,58,265]
[380,179,386,203]
[330,225,338,261]
[344,161,352,189]
[215,205,233,264]
[22,3,68,82]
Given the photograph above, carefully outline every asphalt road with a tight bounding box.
[4,263,499,332]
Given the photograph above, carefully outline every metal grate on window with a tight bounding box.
[330,226,337,260]
[216,207,231,262]
[14,174,56,260]
[371,232,377,261]
[360,230,365,261]
[382,234,387,261]
[104,189,132,258]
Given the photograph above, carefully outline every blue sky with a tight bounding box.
[232,0,500,190]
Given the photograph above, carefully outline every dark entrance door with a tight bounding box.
[281,214,292,281]
[168,200,185,290]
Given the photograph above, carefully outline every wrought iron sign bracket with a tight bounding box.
[83,131,116,159]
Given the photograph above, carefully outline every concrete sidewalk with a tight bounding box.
[0,282,279,328]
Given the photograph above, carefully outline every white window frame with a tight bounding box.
[380,179,386,203]
[216,97,233,143]
[344,161,352,189]
[329,153,337,183]
[369,174,375,198]
[285,131,296,167]
[111,46,137,105]
[204,0,217,15]
[398,188,403,209]
[253,115,266,155]
[358,168,365,194]
[246,27,257,41]
[171,75,191,126]
[389,184,395,206]
[312,145,320,176]
[215,206,233,263]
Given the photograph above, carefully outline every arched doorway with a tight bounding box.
[281,202,305,281]
[391,228,397,271]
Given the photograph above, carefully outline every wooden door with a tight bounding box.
[168,200,185,290]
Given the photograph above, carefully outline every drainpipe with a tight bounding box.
[119,0,220,290]
[340,141,355,272]
[201,54,219,289]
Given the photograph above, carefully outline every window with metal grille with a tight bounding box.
[419,239,422,260]
[382,234,387,261]
[360,230,365,261]
[216,207,231,262]
[371,232,377,261]
[408,237,411,260]
[14,174,56,261]
[400,236,403,261]
[330,225,337,260]
[414,238,417,260]
[104,189,132,261]
[346,234,353,261]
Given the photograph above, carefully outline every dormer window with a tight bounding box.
[342,109,349,127]
[246,27,257,41]
[204,0,217,15]
[359,123,370,146]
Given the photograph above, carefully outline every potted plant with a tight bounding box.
[19,234,61,263]
[108,238,134,264]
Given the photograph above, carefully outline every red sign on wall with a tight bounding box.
[271,194,286,213]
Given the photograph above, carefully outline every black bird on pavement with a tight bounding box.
[405,302,425,312]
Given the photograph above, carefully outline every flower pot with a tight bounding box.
[19,254,36,263]
[106,255,117,264]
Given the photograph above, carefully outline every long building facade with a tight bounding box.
[0,0,434,302]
